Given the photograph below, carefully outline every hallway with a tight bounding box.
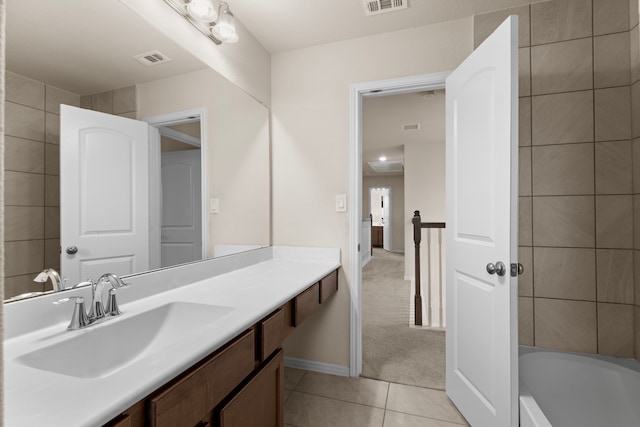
[362,248,445,390]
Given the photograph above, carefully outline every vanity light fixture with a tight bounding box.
[163,0,238,45]
[379,156,387,161]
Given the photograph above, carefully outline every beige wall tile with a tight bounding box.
[594,33,631,88]
[531,38,593,94]
[632,0,640,28]
[45,113,60,145]
[5,102,45,142]
[117,112,138,120]
[45,143,60,176]
[595,140,633,194]
[80,95,92,109]
[635,251,640,305]
[633,81,640,138]
[519,197,533,246]
[4,274,45,300]
[113,86,137,114]
[91,91,113,114]
[633,139,640,191]
[532,91,593,145]
[630,25,639,83]
[596,195,633,248]
[532,143,594,196]
[596,249,634,303]
[6,71,45,109]
[44,239,61,272]
[597,303,634,357]
[5,136,44,174]
[534,298,597,353]
[386,384,467,424]
[5,206,44,241]
[519,147,532,196]
[5,240,45,277]
[520,97,532,146]
[635,195,640,249]
[519,296,534,346]
[473,5,531,48]
[531,0,592,45]
[45,207,60,239]
[595,87,632,141]
[636,306,640,361]
[45,86,80,114]
[45,175,60,207]
[533,247,596,300]
[532,196,595,247]
[520,47,531,97]
[5,171,44,206]
[594,0,631,35]
[519,246,533,297]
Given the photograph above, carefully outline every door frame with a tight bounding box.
[143,108,208,269]
[349,72,450,376]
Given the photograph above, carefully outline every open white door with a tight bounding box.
[445,16,519,427]
[160,149,202,267]
[61,105,150,285]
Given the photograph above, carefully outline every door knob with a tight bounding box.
[66,246,78,255]
[486,261,506,276]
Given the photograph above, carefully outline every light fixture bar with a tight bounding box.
[162,0,223,45]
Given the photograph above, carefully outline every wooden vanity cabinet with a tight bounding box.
[104,268,338,427]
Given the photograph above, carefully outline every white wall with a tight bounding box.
[137,68,270,255]
[363,175,405,253]
[272,19,473,368]
[121,0,271,106]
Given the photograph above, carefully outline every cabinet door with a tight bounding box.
[218,349,284,427]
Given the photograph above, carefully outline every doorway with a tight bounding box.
[369,187,392,251]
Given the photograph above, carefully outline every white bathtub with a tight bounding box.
[519,347,640,427]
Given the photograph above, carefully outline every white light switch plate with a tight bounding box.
[210,198,219,214]
[336,194,347,212]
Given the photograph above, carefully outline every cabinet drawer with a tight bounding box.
[104,414,131,427]
[293,283,319,326]
[260,308,286,361]
[149,329,256,427]
[319,270,338,303]
[218,349,284,427]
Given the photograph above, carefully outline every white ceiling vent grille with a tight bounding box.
[363,0,407,16]
[133,50,172,67]
[403,123,421,131]
[368,160,404,173]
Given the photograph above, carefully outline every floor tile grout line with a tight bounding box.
[290,389,388,411]
[384,409,470,426]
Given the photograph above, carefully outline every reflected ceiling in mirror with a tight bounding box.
[4,0,270,302]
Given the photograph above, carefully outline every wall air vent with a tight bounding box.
[368,160,404,173]
[133,50,172,67]
[402,123,421,131]
[363,0,407,16]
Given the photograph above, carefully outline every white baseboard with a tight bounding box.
[284,357,350,377]
[361,255,372,267]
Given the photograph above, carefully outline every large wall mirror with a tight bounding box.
[4,0,270,301]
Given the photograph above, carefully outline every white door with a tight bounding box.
[160,149,202,267]
[445,16,519,427]
[60,105,150,285]
[382,190,391,251]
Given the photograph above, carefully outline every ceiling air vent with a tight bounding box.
[133,50,172,67]
[363,0,407,16]
[368,160,404,173]
[402,123,421,131]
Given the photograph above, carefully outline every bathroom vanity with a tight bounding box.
[4,247,340,427]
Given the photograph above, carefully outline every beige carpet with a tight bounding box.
[362,248,445,390]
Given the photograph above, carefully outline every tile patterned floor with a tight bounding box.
[284,368,469,427]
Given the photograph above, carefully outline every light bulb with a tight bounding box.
[211,5,238,43]
[379,156,387,161]
[186,0,217,23]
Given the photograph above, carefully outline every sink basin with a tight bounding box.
[17,302,234,379]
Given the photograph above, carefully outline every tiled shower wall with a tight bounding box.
[475,0,636,358]
[3,71,137,299]
[632,0,640,360]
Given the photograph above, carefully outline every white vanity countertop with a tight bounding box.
[4,246,341,427]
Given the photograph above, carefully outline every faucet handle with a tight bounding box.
[53,296,91,330]
[105,288,122,316]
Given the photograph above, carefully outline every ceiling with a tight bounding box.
[363,91,445,177]
[230,0,542,53]
[6,0,207,95]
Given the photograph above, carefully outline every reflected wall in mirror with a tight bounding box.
[4,0,270,301]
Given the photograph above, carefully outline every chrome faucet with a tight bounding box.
[33,268,66,292]
[54,273,130,331]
